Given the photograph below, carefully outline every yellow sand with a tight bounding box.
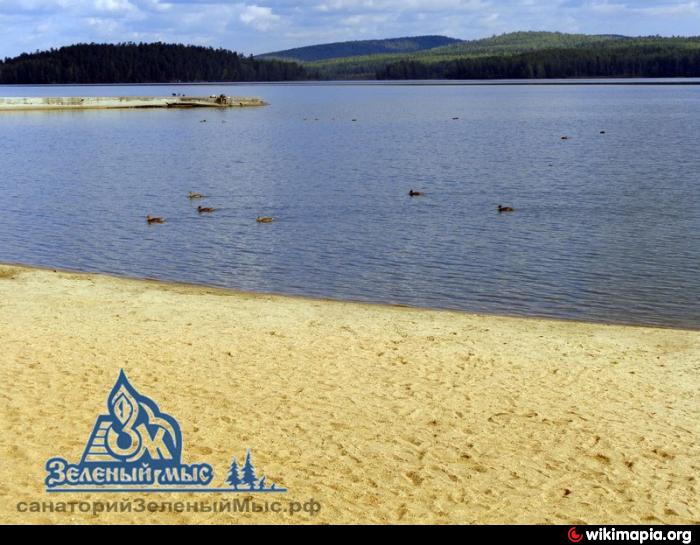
[0,264,698,525]
[0,96,266,111]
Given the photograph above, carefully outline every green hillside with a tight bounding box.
[378,41,700,79]
[420,31,630,58]
[2,33,699,83]
[257,35,460,62]
[305,32,700,79]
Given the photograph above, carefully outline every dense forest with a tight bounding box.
[2,33,699,83]
[305,32,700,80]
[259,35,460,62]
[375,42,700,80]
[0,42,308,84]
[410,31,631,58]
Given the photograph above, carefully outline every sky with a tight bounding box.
[0,0,699,58]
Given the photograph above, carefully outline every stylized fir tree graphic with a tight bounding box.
[241,450,258,490]
[223,450,287,492]
[226,457,242,490]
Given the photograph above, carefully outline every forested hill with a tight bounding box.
[411,31,631,58]
[375,38,700,80]
[0,43,308,84]
[299,32,700,80]
[3,34,700,83]
[258,36,460,62]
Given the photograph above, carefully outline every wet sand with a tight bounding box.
[0,263,697,524]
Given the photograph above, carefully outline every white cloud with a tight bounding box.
[0,0,699,58]
[239,4,280,30]
[315,0,489,13]
[93,0,135,12]
[340,13,392,26]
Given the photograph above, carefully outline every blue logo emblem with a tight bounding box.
[45,370,286,493]
[83,370,184,467]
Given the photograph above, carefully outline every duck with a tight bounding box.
[256,216,274,223]
[197,206,216,214]
[497,205,515,213]
[146,215,165,224]
[561,136,570,140]
[409,190,424,197]
[188,192,206,199]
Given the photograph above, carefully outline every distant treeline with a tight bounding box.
[0,43,308,84]
[259,35,460,63]
[3,38,700,83]
[376,44,700,79]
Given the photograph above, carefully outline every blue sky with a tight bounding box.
[1,0,698,58]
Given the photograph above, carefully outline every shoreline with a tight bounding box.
[1,263,698,524]
[2,260,697,333]
[0,96,266,111]
[2,79,700,88]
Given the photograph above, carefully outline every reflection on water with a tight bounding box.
[0,83,699,328]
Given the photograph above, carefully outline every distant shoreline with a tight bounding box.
[0,95,266,111]
[2,78,700,87]
[2,261,697,332]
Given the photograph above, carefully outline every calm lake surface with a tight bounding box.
[1,82,699,328]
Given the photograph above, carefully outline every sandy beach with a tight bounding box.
[0,96,266,111]
[0,263,697,524]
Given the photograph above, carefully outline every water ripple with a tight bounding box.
[0,83,699,328]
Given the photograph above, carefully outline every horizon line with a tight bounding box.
[3,30,700,61]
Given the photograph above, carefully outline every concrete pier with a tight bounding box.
[0,95,266,111]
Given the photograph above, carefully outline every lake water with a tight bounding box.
[1,82,699,329]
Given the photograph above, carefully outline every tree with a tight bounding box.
[226,457,242,490]
[0,43,309,84]
[241,450,258,490]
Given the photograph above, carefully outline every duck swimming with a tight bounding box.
[409,190,424,197]
[497,205,515,213]
[256,216,274,223]
[146,215,165,224]
[188,192,206,199]
[197,206,215,214]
